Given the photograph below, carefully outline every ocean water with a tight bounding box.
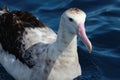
[0,0,120,80]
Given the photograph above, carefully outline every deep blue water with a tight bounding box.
[0,0,120,80]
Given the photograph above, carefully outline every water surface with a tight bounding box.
[0,0,120,80]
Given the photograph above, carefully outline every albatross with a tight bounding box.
[0,8,92,80]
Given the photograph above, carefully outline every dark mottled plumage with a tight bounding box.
[0,8,45,68]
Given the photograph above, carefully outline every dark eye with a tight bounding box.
[68,17,73,22]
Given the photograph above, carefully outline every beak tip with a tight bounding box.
[88,43,92,53]
[88,49,92,53]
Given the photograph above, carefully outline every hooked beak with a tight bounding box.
[78,23,92,53]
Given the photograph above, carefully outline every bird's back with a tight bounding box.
[0,9,56,68]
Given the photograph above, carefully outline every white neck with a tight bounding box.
[48,20,81,80]
[55,21,77,54]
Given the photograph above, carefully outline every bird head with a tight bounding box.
[61,8,92,53]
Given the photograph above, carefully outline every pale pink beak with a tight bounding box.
[78,23,92,53]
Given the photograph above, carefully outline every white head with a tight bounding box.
[61,8,92,53]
